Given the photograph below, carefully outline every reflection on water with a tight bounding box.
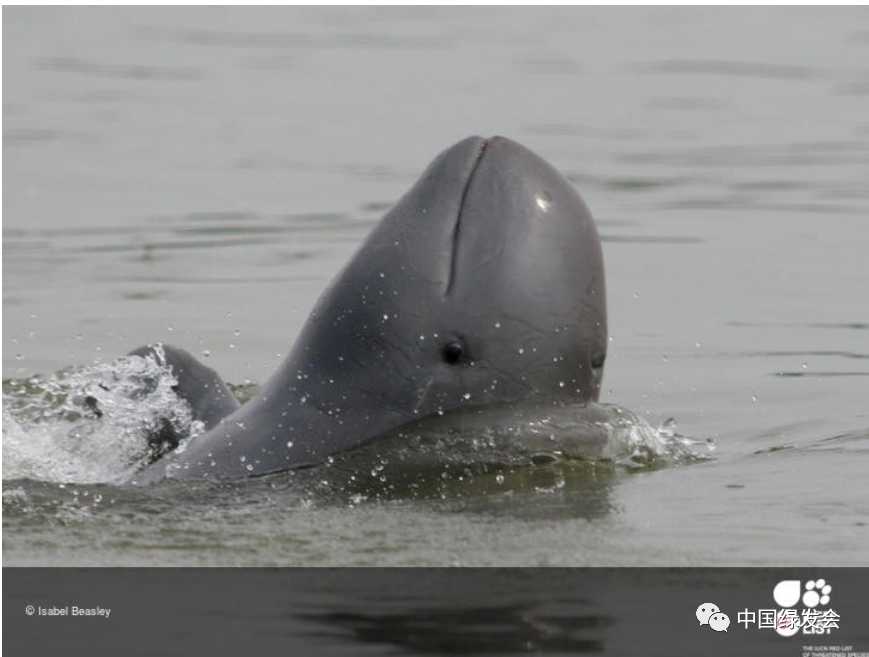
[304,604,609,653]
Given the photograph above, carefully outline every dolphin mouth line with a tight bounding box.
[445,137,489,296]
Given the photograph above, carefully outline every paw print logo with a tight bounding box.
[803,579,832,608]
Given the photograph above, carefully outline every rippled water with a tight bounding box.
[3,7,868,566]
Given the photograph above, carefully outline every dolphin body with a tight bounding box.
[131,136,607,483]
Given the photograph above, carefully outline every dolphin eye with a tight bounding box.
[442,341,464,365]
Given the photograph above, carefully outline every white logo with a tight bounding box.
[696,603,720,625]
[773,580,801,608]
[802,579,832,608]
[772,578,835,637]
[709,612,730,632]
[696,603,729,632]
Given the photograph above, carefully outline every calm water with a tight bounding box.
[3,7,868,566]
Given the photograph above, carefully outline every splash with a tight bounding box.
[312,399,715,499]
[600,409,715,469]
[3,351,710,489]
[378,400,714,470]
[2,345,204,484]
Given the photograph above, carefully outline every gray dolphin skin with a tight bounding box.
[131,136,607,483]
[127,344,241,459]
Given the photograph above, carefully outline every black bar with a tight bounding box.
[4,568,869,656]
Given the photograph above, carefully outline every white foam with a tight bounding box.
[2,347,203,484]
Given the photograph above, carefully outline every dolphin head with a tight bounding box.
[280,136,607,450]
[145,136,607,479]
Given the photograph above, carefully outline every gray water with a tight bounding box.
[3,6,868,566]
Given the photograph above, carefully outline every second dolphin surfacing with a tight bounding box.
[132,136,607,483]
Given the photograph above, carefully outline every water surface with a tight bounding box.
[3,6,868,566]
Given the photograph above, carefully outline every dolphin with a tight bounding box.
[130,136,607,483]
